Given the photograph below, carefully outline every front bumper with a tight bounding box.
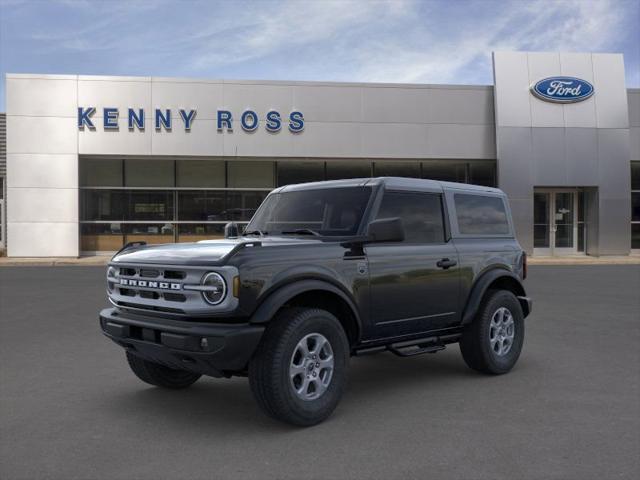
[99,308,264,377]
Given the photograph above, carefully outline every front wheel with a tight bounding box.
[459,290,525,374]
[249,308,350,426]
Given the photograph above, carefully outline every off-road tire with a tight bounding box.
[126,351,201,389]
[249,307,350,426]
[459,289,525,375]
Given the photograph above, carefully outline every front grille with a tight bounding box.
[110,263,205,317]
[108,263,238,317]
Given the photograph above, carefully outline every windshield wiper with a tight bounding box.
[281,228,321,236]
[244,230,267,236]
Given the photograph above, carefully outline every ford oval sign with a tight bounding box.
[531,77,594,103]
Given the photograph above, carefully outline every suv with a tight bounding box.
[100,178,532,426]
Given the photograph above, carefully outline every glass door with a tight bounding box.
[533,192,551,256]
[553,192,576,255]
[533,189,579,256]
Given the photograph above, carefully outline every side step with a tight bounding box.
[354,332,461,358]
[388,343,446,357]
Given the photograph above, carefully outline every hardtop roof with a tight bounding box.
[276,177,504,195]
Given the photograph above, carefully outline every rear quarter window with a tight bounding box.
[454,194,510,235]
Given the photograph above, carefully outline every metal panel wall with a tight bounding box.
[6,74,80,257]
[493,52,631,256]
[72,78,495,159]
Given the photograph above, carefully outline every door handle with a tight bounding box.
[437,258,457,269]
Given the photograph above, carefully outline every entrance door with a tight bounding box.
[533,189,579,256]
[0,199,4,250]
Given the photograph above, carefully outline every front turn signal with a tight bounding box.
[233,276,240,298]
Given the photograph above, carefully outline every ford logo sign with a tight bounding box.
[531,77,594,103]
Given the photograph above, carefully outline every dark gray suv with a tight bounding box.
[100,178,532,426]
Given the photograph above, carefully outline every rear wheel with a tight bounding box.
[126,351,201,389]
[249,307,349,426]
[459,290,524,374]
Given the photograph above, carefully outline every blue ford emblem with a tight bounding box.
[531,77,594,103]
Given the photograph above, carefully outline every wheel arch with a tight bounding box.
[249,279,362,345]
[462,268,530,325]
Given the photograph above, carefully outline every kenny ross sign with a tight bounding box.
[78,107,304,133]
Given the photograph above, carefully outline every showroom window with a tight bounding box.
[632,162,640,250]
[80,157,497,252]
[79,157,273,252]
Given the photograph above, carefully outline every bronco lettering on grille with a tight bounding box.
[119,278,182,290]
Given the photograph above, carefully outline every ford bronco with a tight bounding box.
[100,177,532,426]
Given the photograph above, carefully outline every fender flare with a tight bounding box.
[461,268,529,324]
[249,278,362,338]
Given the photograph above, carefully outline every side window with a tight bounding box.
[454,194,510,235]
[375,191,445,243]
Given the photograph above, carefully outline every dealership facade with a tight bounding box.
[2,51,639,257]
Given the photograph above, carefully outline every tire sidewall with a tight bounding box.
[478,291,525,374]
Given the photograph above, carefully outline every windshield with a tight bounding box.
[245,186,372,237]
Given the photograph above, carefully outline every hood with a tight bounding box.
[111,236,324,265]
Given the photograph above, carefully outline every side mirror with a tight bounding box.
[366,217,404,243]
[224,222,239,239]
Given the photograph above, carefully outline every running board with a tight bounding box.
[354,332,461,358]
[388,343,446,357]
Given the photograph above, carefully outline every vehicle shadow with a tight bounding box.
[105,349,477,434]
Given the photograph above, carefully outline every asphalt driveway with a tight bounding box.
[1,265,639,480]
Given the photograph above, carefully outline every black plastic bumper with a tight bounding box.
[99,308,264,377]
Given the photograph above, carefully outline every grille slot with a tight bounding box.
[119,288,136,297]
[164,270,186,280]
[139,290,160,300]
[163,293,186,303]
[120,268,136,276]
[140,269,161,278]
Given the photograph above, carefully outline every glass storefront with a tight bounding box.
[79,157,496,252]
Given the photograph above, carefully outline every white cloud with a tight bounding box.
[189,0,413,69]
[2,0,637,87]
[350,0,632,84]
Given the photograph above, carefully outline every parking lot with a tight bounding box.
[1,265,639,480]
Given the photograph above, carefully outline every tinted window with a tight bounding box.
[247,187,372,236]
[376,191,445,243]
[455,194,509,235]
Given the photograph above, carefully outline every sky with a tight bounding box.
[0,0,639,111]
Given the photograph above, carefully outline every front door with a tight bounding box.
[533,189,579,256]
[365,190,460,339]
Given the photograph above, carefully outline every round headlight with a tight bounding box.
[107,266,117,292]
[201,272,227,305]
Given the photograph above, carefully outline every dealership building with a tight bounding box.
[1,51,639,257]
